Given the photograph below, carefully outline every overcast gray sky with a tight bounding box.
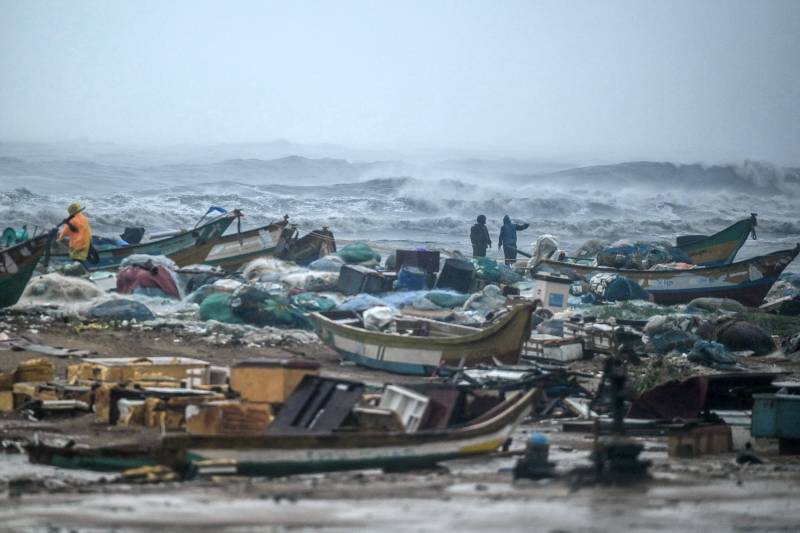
[1,0,799,165]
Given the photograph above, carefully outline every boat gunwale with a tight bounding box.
[535,244,800,279]
[0,233,50,273]
[48,213,237,263]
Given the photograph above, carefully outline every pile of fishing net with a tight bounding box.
[596,241,692,270]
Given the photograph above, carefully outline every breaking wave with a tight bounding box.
[1,156,798,271]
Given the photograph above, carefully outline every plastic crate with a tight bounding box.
[379,385,430,432]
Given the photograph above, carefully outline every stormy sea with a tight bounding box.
[1,142,798,272]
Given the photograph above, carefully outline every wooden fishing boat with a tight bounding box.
[0,233,50,307]
[535,244,800,307]
[47,213,237,271]
[676,214,758,266]
[204,216,336,271]
[26,388,537,476]
[311,304,535,376]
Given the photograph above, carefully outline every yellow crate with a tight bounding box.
[230,359,319,404]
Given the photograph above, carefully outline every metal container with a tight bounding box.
[751,393,800,439]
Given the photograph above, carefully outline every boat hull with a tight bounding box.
[0,234,50,308]
[25,390,537,477]
[168,389,537,477]
[677,215,757,266]
[204,222,336,271]
[48,215,236,271]
[536,245,799,307]
[311,304,534,376]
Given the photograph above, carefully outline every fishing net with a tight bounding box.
[289,292,337,312]
[199,292,244,324]
[88,299,155,322]
[230,285,313,329]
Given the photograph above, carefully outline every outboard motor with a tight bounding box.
[120,227,145,245]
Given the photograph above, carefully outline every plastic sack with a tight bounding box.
[337,243,381,264]
[199,292,244,324]
[242,257,295,282]
[309,254,345,272]
[281,271,339,292]
[711,319,776,356]
[88,299,155,322]
[119,254,178,271]
[530,234,559,265]
[363,306,399,332]
[463,284,506,313]
[590,273,649,302]
[685,297,745,314]
[424,290,469,308]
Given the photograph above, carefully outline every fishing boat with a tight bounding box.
[310,304,535,376]
[26,388,538,477]
[676,214,758,266]
[535,244,800,307]
[203,216,336,271]
[47,212,238,271]
[0,233,51,307]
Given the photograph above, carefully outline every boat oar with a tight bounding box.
[505,245,532,259]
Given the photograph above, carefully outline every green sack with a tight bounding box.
[198,293,244,324]
[231,288,313,330]
[471,257,502,283]
[337,243,381,264]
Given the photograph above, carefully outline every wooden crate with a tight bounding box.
[68,356,210,384]
[524,334,584,362]
[230,359,320,404]
[185,401,274,435]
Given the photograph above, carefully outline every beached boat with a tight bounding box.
[676,214,758,266]
[310,304,535,376]
[203,216,336,271]
[26,388,538,476]
[47,213,237,271]
[0,233,50,307]
[535,244,800,307]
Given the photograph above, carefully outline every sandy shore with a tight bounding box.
[1,317,800,531]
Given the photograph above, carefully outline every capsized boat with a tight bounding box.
[311,303,535,376]
[535,244,800,307]
[676,214,758,266]
[26,388,538,477]
[203,216,336,271]
[47,212,238,271]
[0,232,50,307]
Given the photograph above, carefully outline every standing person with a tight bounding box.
[470,214,492,258]
[498,214,529,265]
[58,203,93,262]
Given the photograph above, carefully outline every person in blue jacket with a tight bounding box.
[498,215,530,265]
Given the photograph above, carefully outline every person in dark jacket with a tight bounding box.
[470,215,492,257]
[498,214,530,265]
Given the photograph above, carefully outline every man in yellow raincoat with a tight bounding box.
[58,203,92,261]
